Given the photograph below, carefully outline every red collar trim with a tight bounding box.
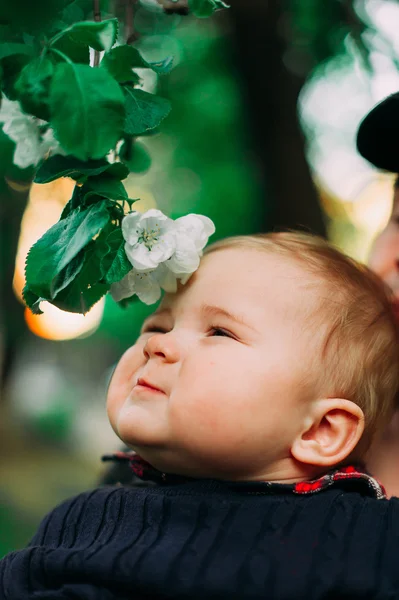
[292,465,386,499]
[101,452,386,499]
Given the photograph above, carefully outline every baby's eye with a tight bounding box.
[209,327,236,339]
[141,325,168,334]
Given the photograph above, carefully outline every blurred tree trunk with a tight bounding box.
[228,0,326,236]
[0,179,31,401]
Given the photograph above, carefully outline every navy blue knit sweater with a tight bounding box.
[1,467,399,600]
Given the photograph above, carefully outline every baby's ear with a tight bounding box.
[291,399,365,467]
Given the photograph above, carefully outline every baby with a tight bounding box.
[2,231,399,600]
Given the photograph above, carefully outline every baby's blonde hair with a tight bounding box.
[205,231,399,457]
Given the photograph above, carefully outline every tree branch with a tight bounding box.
[126,0,137,45]
[93,0,101,66]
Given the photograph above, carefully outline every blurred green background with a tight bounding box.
[1,0,399,555]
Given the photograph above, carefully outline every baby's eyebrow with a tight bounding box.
[200,303,256,331]
[142,308,171,325]
[143,305,256,331]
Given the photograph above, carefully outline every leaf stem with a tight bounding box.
[93,0,101,20]
[49,47,74,65]
[125,0,137,45]
[93,0,101,67]
[48,30,66,47]
[40,46,49,61]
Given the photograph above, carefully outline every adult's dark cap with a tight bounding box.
[356,92,399,173]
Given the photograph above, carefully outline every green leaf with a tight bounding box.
[52,241,109,314]
[121,140,151,173]
[60,184,82,220]
[56,19,119,53]
[0,43,34,61]
[50,220,116,312]
[51,249,85,297]
[49,63,125,160]
[82,175,128,202]
[124,88,171,136]
[53,284,108,313]
[0,54,32,99]
[52,34,90,64]
[60,197,74,220]
[101,228,132,284]
[25,200,110,299]
[35,155,129,183]
[15,56,54,120]
[101,45,173,83]
[53,279,108,314]
[188,0,229,17]
[22,285,44,315]
[101,46,141,84]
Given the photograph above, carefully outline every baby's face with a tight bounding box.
[369,190,399,302]
[107,248,318,480]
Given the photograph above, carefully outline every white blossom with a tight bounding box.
[122,209,176,271]
[41,127,67,158]
[110,269,161,305]
[0,97,65,169]
[115,209,216,305]
[166,214,216,276]
[152,262,180,293]
[175,214,216,252]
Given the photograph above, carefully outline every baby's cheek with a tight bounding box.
[107,345,143,409]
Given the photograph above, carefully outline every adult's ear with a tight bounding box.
[291,399,365,468]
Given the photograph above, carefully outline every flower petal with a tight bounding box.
[153,263,178,293]
[0,99,67,169]
[113,209,215,306]
[134,272,162,305]
[13,135,42,168]
[179,272,193,285]
[122,212,142,246]
[41,128,67,158]
[125,242,159,271]
[174,214,215,251]
[140,208,171,223]
[110,270,136,301]
[168,234,200,274]
[125,234,174,270]
[0,98,25,124]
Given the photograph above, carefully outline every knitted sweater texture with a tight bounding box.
[1,475,399,600]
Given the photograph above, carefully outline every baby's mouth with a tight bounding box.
[135,377,164,393]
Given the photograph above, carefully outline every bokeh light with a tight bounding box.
[299,0,399,260]
[24,299,105,341]
[12,178,106,341]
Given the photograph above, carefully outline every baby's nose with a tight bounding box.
[143,332,180,363]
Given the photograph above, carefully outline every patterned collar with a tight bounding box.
[101,451,386,499]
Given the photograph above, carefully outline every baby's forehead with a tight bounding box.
[161,247,324,318]
[199,247,318,290]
